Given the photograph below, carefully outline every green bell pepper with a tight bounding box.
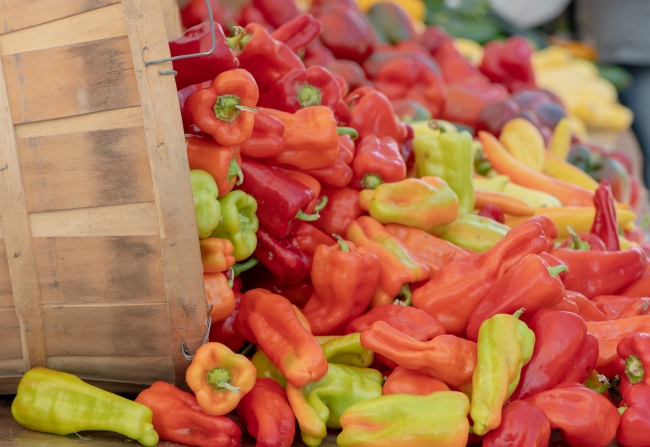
[251,349,288,389]
[414,130,475,214]
[190,169,221,239]
[287,363,383,447]
[316,333,374,368]
[211,190,259,261]
[11,367,159,446]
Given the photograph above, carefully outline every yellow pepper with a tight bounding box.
[355,0,425,23]
[410,119,458,139]
[547,118,571,160]
[438,214,510,253]
[499,118,546,172]
[473,175,562,209]
[543,152,599,191]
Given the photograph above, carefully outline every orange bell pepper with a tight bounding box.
[586,315,650,369]
[204,273,235,323]
[346,216,430,307]
[186,342,257,416]
[200,238,236,273]
[383,366,450,396]
[474,189,534,216]
[478,131,594,206]
[360,321,476,394]
[186,136,243,198]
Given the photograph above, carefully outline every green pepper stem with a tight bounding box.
[225,26,246,49]
[227,272,234,288]
[314,196,328,212]
[360,173,384,190]
[393,284,412,307]
[567,225,591,250]
[333,234,349,252]
[231,258,259,277]
[547,265,568,277]
[239,342,256,357]
[298,84,322,108]
[337,127,359,140]
[513,308,525,319]
[347,95,360,108]
[234,104,259,113]
[618,406,628,416]
[625,355,645,384]
[214,95,244,123]
[207,367,240,394]
[468,426,475,434]
[228,156,244,186]
[295,210,320,221]
[239,33,253,48]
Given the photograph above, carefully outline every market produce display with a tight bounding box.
[10,0,650,446]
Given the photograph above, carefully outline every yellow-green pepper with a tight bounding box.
[414,131,475,214]
[316,333,374,368]
[286,363,383,447]
[190,169,221,239]
[12,367,159,446]
[471,309,536,436]
[211,190,259,261]
[251,349,287,388]
[439,213,510,252]
[337,391,470,447]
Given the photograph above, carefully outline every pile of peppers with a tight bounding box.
[10,1,650,447]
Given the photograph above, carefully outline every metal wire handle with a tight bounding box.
[145,0,217,72]
[181,303,213,360]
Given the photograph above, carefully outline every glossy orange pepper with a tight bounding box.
[478,131,594,207]
[592,295,650,320]
[350,134,406,190]
[346,216,430,307]
[302,135,355,188]
[382,366,450,396]
[552,290,607,322]
[204,273,235,324]
[235,289,328,387]
[385,223,471,275]
[360,321,476,394]
[587,315,650,369]
[313,186,364,237]
[411,216,556,335]
[474,189,534,216]
[301,237,380,336]
[262,107,340,170]
[186,136,243,198]
[185,69,259,147]
[200,238,236,273]
[186,342,257,416]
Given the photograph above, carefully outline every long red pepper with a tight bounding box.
[590,180,621,251]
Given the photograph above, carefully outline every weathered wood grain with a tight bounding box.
[47,355,175,383]
[0,309,22,360]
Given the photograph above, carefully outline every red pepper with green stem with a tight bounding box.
[186,136,242,197]
[236,378,295,447]
[259,66,342,113]
[465,255,568,341]
[558,226,607,251]
[270,13,322,52]
[277,170,323,216]
[587,315,650,370]
[288,222,335,262]
[301,135,355,189]
[346,87,410,145]
[240,110,285,158]
[312,186,364,237]
[238,157,317,239]
[135,381,241,447]
[351,134,406,190]
[373,57,446,117]
[169,22,241,91]
[185,69,259,147]
[591,180,621,251]
[482,400,551,447]
[255,227,311,280]
[617,385,650,447]
[614,333,650,394]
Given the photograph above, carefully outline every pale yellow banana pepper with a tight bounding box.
[473,175,562,209]
[547,118,571,160]
[543,152,599,191]
[499,118,546,172]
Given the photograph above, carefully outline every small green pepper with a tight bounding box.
[439,213,510,252]
[190,169,221,239]
[251,349,288,389]
[211,190,259,261]
[316,333,375,368]
[12,367,159,446]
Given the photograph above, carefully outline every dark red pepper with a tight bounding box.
[591,180,621,251]
[270,13,322,52]
[240,110,285,158]
[324,60,371,92]
[312,186,364,237]
[180,0,233,30]
[254,227,311,279]
[288,222,336,262]
[432,38,490,87]
[253,0,300,28]
[479,36,537,93]
[244,266,314,309]
[350,134,406,190]
[482,400,551,447]
[478,204,505,224]
[346,87,410,144]
[169,22,240,91]
[303,40,336,67]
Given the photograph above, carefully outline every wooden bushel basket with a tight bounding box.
[0,0,208,394]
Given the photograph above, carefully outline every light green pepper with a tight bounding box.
[439,213,510,252]
[190,169,221,239]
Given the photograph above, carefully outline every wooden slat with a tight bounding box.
[0,49,47,371]
[33,236,166,306]
[0,359,22,376]
[18,127,155,213]
[0,308,23,360]
[0,0,120,35]
[14,106,144,139]
[0,3,128,56]
[122,0,207,388]
[43,303,172,357]
[159,0,183,40]
[3,36,140,124]
[0,242,13,308]
[48,356,174,383]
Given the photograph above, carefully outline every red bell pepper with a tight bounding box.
[234,4,273,31]
[238,157,316,238]
[432,38,490,87]
[373,57,446,117]
[277,170,322,215]
[301,135,355,188]
[186,136,242,197]
[477,203,505,223]
[253,0,299,28]
[509,309,599,402]
[254,227,311,280]
[236,23,305,94]
[301,237,380,335]
[303,39,336,67]
[185,70,259,147]
[180,0,233,30]
[236,378,295,447]
[417,25,448,54]
[479,36,537,93]
[615,333,650,392]
[135,381,242,447]
[346,87,410,144]
[235,288,328,387]
[558,226,607,251]
[382,366,450,396]
[288,222,335,261]
[617,385,650,447]
[324,60,371,92]
[411,216,557,335]
[350,134,406,190]
[246,267,314,309]
[259,66,342,113]
[482,400,551,447]
[240,110,285,158]
[524,383,620,447]
[618,263,650,297]
[312,186,364,237]
[169,22,240,91]
[551,247,647,298]
[591,180,621,251]
[441,82,508,128]
[270,13,322,52]
[209,278,246,352]
[178,81,211,131]
[465,254,567,341]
